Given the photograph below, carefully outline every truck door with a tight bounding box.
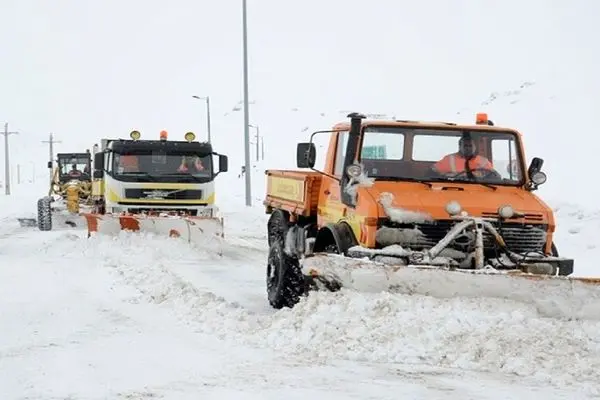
[317,130,349,225]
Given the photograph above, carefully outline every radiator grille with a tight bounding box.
[380,219,547,254]
[124,188,203,200]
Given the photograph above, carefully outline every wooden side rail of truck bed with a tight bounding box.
[264,170,322,217]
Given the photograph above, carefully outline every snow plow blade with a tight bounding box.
[301,254,600,320]
[81,213,225,254]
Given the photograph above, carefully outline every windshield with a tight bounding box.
[111,149,213,183]
[58,155,91,180]
[359,127,524,185]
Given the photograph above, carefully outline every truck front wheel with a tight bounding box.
[266,240,305,309]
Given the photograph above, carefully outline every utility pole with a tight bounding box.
[242,0,252,206]
[2,122,19,195]
[41,133,61,187]
[249,124,260,162]
[192,95,212,143]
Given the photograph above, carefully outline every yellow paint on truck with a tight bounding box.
[268,176,305,203]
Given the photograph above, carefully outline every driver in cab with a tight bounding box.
[68,164,83,178]
[431,136,494,179]
[177,156,205,173]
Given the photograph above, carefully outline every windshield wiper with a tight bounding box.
[373,176,433,188]
[435,175,498,191]
[473,182,497,191]
[165,173,212,183]
[120,172,159,181]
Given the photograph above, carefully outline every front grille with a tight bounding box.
[124,188,203,200]
[481,212,544,222]
[379,219,548,254]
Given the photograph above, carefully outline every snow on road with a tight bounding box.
[1,179,600,399]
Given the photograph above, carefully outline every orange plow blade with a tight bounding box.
[82,213,224,254]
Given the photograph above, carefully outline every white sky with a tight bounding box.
[1,0,598,204]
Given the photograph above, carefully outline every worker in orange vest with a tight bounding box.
[177,156,205,173]
[118,154,139,173]
[432,136,493,177]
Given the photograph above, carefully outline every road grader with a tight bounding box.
[263,112,600,316]
[18,151,93,231]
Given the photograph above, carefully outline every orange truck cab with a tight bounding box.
[263,112,574,309]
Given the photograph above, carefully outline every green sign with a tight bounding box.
[362,145,387,159]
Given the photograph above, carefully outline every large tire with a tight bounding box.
[266,240,305,309]
[267,210,289,247]
[37,197,52,231]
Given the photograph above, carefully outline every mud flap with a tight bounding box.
[82,213,225,254]
[301,254,600,320]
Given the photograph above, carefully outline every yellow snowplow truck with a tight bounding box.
[82,130,228,251]
[21,151,93,231]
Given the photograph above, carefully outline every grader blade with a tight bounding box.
[82,213,225,254]
[301,253,600,321]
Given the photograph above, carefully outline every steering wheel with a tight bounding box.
[448,168,503,181]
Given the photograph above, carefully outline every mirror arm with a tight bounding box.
[310,167,340,181]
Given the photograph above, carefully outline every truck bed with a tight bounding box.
[264,169,323,217]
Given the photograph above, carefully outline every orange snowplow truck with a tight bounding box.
[263,112,600,310]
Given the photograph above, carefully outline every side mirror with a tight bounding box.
[219,154,228,173]
[526,157,547,190]
[94,152,104,170]
[528,157,544,177]
[47,161,52,168]
[296,142,316,168]
[93,170,104,179]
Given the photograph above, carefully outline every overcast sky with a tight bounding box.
[1,0,598,203]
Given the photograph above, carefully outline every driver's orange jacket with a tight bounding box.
[121,155,139,171]
[433,153,493,173]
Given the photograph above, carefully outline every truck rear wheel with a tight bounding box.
[266,240,305,309]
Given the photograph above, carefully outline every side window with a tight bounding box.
[491,138,522,181]
[333,131,349,176]
[106,152,113,174]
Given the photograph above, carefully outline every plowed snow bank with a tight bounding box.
[65,232,600,396]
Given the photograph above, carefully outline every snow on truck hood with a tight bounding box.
[362,181,551,223]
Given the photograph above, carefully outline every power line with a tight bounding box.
[41,133,61,187]
[2,122,19,195]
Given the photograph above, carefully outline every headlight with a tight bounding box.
[531,171,547,185]
[498,205,515,219]
[445,200,462,216]
[346,164,363,178]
